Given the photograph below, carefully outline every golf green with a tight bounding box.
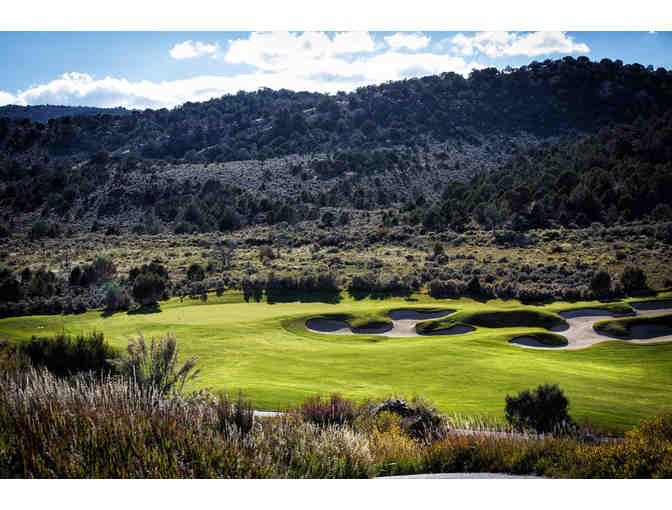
[1,291,671,433]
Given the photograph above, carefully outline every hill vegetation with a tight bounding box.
[1,57,672,238]
[0,56,671,317]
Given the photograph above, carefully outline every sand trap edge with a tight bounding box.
[419,325,475,336]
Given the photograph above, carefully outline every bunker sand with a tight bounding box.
[510,301,672,350]
[306,309,475,337]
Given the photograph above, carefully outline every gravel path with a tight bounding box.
[510,300,672,350]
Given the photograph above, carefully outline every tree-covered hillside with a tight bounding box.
[1,56,672,236]
[2,56,672,163]
[415,110,672,231]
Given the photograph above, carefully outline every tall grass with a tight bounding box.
[0,367,372,478]
[109,332,199,396]
[2,356,672,478]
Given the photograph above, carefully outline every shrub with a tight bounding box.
[27,268,57,298]
[505,384,574,434]
[69,266,82,286]
[18,331,118,377]
[299,393,357,428]
[187,263,205,282]
[214,391,255,441]
[91,256,117,280]
[466,276,482,296]
[259,245,276,260]
[590,269,612,298]
[132,272,167,306]
[428,279,465,299]
[0,273,22,302]
[364,411,423,475]
[621,265,648,295]
[70,256,117,287]
[104,285,132,312]
[129,261,169,282]
[373,397,444,441]
[29,220,59,240]
[108,332,199,396]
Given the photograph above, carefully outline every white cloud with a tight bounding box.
[449,31,589,58]
[170,40,219,60]
[0,90,19,105]
[331,31,378,54]
[224,31,378,72]
[384,32,431,51]
[2,32,486,109]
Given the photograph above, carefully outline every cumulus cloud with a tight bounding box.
[384,32,431,51]
[0,90,19,105]
[2,32,486,109]
[170,40,219,60]
[223,31,478,84]
[449,31,589,58]
[331,31,378,54]
[224,31,378,72]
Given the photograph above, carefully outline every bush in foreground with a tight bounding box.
[0,367,373,478]
[108,332,199,396]
[2,358,672,478]
[9,331,118,377]
[505,384,574,434]
[299,393,357,428]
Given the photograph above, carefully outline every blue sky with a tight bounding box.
[0,31,670,109]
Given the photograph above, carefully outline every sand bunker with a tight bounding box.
[306,309,463,337]
[389,309,455,321]
[511,303,672,350]
[558,308,629,319]
[305,318,351,334]
[508,337,565,349]
[630,300,672,311]
[421,325,476,336]
[628,324,672,339]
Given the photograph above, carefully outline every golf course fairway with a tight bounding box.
[1,291,672,434]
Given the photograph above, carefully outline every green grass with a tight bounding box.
[1,292,672,433]
[594,313,672,338]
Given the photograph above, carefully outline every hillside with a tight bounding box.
[0,104,133,123]
[1,56,672,236]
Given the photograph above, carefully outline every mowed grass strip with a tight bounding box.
[1,292,672,433]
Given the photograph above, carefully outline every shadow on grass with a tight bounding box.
[127,303,162,315]
[266,289,342,305]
